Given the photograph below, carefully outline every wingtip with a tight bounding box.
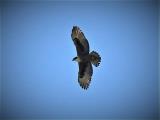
[73,26,79,29]
[79,80,91,90]
[80,85,89,90]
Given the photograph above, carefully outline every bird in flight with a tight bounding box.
[71,26,101,90]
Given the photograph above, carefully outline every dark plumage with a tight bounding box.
[71,26,101,90]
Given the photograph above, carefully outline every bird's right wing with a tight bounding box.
[71,26,90,56]
[78,62,93,89]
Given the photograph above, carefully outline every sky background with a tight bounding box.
[0,2,2,118]
[0,0,159,119]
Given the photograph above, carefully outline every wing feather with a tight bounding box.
[78,62,93,89]
[71,26,90,56]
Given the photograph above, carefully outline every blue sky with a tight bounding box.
[1,1,159,119]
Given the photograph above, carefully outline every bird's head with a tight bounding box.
[72,56,81,62]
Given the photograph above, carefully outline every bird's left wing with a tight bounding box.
[78,62,93,89]
[71,26,90,56]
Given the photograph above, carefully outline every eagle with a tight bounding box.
[71,26,101,90]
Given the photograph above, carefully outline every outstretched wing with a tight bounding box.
[71,26,90,56]
[78,62,93,89]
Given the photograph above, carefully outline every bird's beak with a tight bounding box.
[72,57,77,61]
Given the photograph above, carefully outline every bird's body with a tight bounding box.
[74,54,90,62]
[71,26,101,90]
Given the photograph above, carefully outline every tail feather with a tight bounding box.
[90,51,101,67]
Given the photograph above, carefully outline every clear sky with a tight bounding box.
[1,1,159,119]
[0,2,2,118]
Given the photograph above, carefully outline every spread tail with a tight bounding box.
[89,51,101,67]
